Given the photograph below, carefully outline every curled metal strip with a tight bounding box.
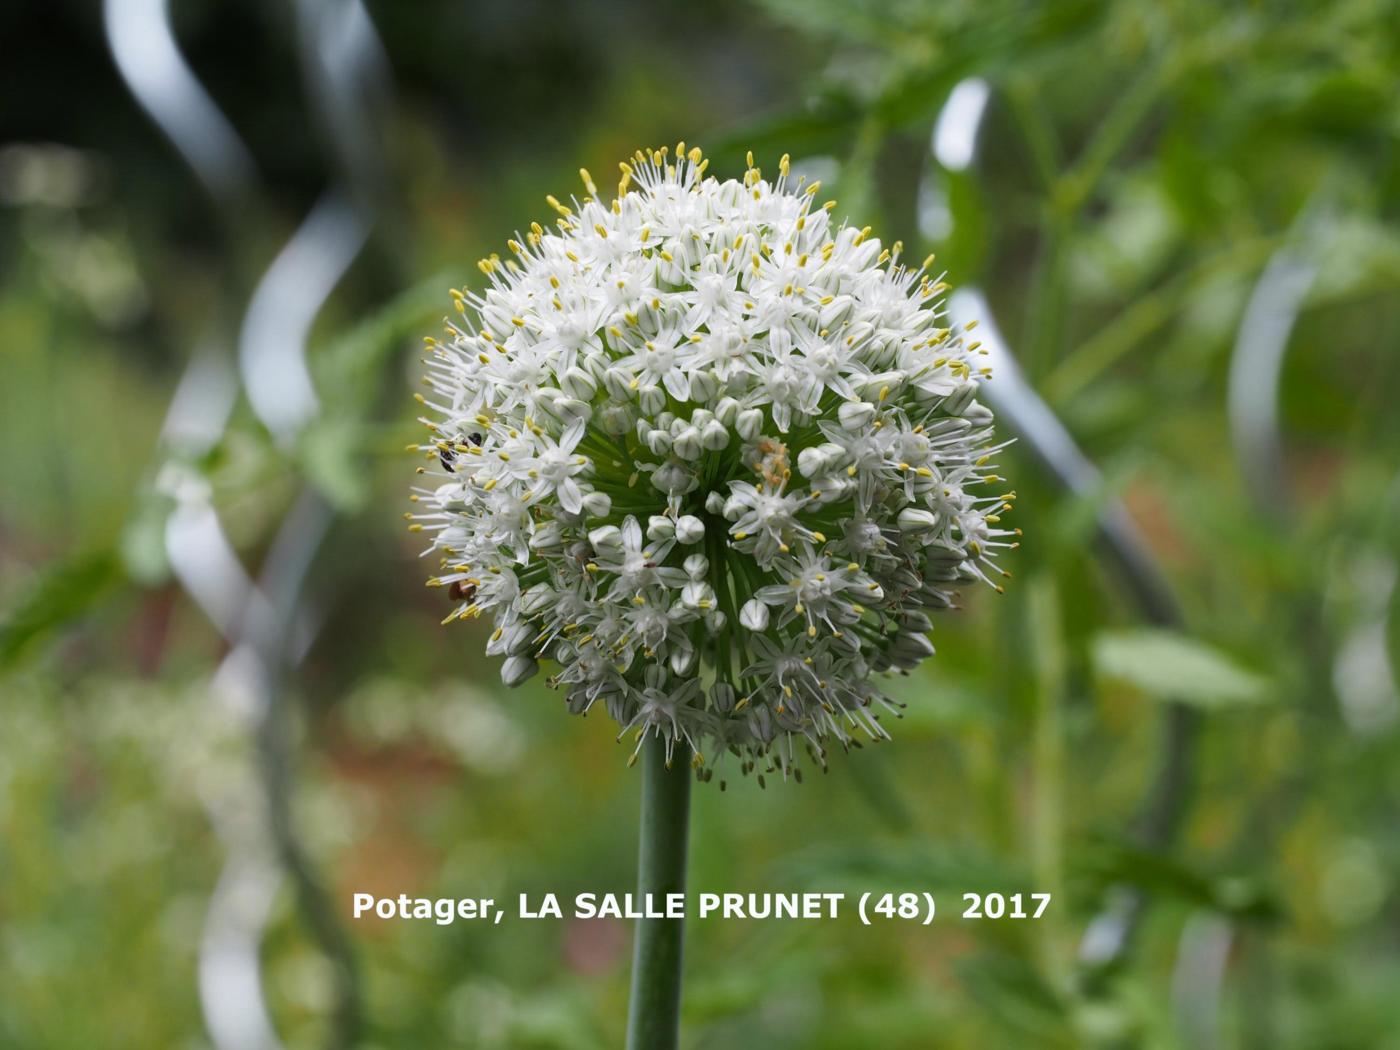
[102,0,256,202]
[239,0,389,444]
[214,1,394,1041]
[163,493,265,642]
[294,0,392,204]
[241,492,361,1048]
[185,491,339,1050]
[196,843,285,1050]
[1227,248,1317,516]
[932,77,991,173]
[931,80,1196,972]
[160,345,239,456]
[105,0,295,1035]
[239,193,368,443]
[949,291,1182,629]
[105,0,396,1044]
[1170,912,1234,1050]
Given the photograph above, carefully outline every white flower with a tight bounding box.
[409,144,1015,780]
[519,420,590,514]
[723,480,810,567]
[752,548,880,637]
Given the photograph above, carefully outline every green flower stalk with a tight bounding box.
[408,144,1014,1044]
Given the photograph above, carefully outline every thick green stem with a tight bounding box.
[625,733,692,1050]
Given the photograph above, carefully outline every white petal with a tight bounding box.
[662,368,691,401]
[558,477,584,514]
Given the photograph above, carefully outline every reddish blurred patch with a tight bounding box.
[326,733,460,933]
[562,915,626,975]
[1121,480,1195,567]
[1288,446,1346,509]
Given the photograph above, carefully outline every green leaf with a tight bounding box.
[0,548,124,668]
[955,954,1073,1044]
[1077,840,1282,923]
[301,271,460,510]
[709,89,864,169]
[298,417,373,513]
[1091,628,1269,707]
[313,269,459,412]
[776,840,1026,894]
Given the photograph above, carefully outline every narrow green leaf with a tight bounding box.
[313,269,459,411]
[1092,628,1269,707]
[0,548,124,668]
[1078,840,1282,922]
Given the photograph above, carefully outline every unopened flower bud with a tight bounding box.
[700,420,729,450]
[645,429,673,456]
[646,515,676,542]
[588,524,623,552]
[581,491,611,517]
[736,408,764,441]
[602,367,633,400]
[501,655,539,687]
[599,404,632,434]
[638,385,666,415]
[675,515,705,544]
[898,508,939,533]
[561,366,597,400]
[838,401,876,430]
[739,598,770,631]
[797,446,828,477]
[673,426,703,460]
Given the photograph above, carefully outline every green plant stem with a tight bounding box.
[625,733,692,1050]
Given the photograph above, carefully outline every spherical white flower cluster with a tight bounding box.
[409,145,1015,782]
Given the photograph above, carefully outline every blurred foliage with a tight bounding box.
[3,0,1400,1047]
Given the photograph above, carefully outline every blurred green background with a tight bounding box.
[3,0,1400,1047]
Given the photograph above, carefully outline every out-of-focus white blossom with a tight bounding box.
[407,145,1015,781]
